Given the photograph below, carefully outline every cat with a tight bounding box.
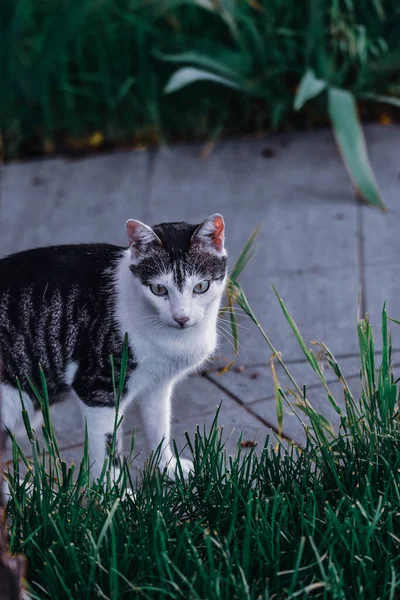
[0,214,227,487]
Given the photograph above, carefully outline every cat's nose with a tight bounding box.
[174,316,190,328]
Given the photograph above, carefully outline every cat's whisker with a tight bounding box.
[219,310,250,320]
[217,323,241,346]
[216,326,241,355]
[139,322,162,334]
[213,341,224,366]
[136,315,164,323]
[220,314,253,327]
[147,321,165,336]
[217,318,251,332]
[219,306,249,316]
[217,321,245,349]
[217,323,248,345]
[216,323,244,354]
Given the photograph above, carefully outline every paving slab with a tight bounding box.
[123,373,228,431]
[149,134,358,273]
[250,374,362,447]
[210,265,360,366]
[0,151,150,256]
[207,355,364,405]
[4,382,272,482]
[360,125,400,339]
[363,264,400,345]
[35,403,272,487]
[3,373,265,467]
[361,125,400,269]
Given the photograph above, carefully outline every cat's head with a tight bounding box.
[126,214,227,329]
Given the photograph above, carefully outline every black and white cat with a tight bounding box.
[0,214,227,484]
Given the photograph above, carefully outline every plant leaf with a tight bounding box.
[154,50,245,79]
[294,69,326,111]
[230,225,260,284]
[328,88,386,211]
[228,295,239,356]
[388,316,400,326]
[359,93,400,109]
[270,353,284,439]
[158,0,222,13]
[164,67,242,95]
[272,284,343,416]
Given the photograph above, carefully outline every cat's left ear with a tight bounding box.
[192,214,226,256]
[126,219,162,263]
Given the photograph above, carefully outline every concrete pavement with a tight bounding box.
[1,124,399,469]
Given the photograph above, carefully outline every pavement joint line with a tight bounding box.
[204,357,400,445]
[4,427,141,465]
[357,196,367,317]
[16,349,397,463]
[203,373,302,446]
[207,359,400,406]
[7,401,272,461]
[10,354,395,465]
[204,347,400,373]
[203,371,358,409]
[244,369,366,406]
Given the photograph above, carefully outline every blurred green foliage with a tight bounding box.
[1,0,400,205]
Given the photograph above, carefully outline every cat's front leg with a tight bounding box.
[79,400,124,484]
[136,382,193,480]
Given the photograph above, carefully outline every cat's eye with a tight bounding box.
[150,284,168,296]
[193,280,210,294]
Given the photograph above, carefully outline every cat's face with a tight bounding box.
[126,215,227,329]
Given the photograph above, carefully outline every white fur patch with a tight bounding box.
[0,383,37,433]
[64,361,79,386]
[79,403,121,481]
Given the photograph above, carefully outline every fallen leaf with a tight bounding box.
[241,440,257,448]
[378,113,393,125]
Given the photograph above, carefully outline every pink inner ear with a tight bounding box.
[212,216,224,252]
[126,221,141,246]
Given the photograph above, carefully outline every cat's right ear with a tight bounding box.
[126,220,162,263]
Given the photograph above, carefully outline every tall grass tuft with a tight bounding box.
[3,287,400,598]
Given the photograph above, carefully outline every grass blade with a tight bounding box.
[229,225,260,284]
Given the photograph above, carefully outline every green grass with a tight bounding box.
[1,0,400,162]
[4,293,400,599]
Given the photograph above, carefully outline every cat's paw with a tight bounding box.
[165,456,194,480]
[120,486,136,501]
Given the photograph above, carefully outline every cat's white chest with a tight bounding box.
[125,326,215,399]
[141,326,214,372]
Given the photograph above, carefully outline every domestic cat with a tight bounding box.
[0,214,227,486]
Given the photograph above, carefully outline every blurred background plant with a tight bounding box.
[1,0,400,207]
